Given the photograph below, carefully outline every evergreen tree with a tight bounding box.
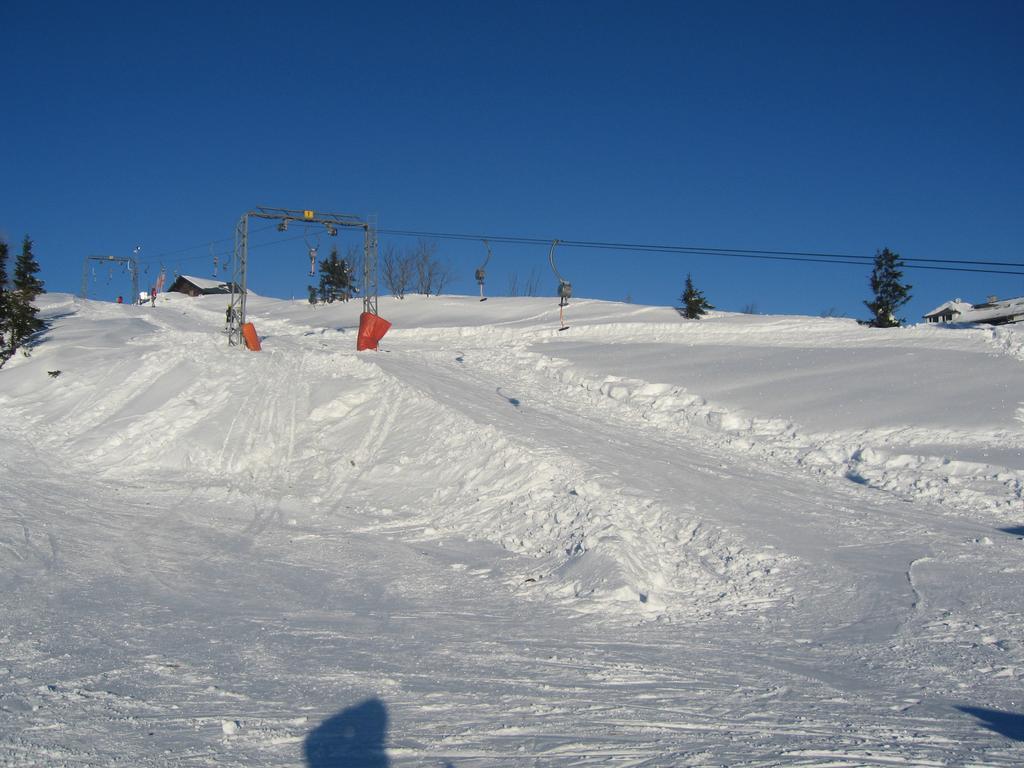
[680,273,713,319]
[863,247,911,328]
[0,239,9,344]
[7,235,45,355]
[316,247,352,304]
[307,285,318,305]
[14,235,44,296]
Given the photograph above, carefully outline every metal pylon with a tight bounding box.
[228,215,247,346]
[228,207,379,347]
[362,215,378,317]
[80,254,139,301]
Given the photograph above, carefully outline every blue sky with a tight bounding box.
[2,0,1022,319]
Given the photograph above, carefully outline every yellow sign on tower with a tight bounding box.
[303,210,315,221]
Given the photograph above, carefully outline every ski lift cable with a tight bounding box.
[136,226,314,270]
[557,238,1024,270]
[376,227,1024,273]
[135,223,279,265]
[554,245,1024,276]
[114,221,1024,279]
[124,222,1023,273]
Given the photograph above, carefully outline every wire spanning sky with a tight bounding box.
[2,1,1022,320]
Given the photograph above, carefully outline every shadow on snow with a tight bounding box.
[0,320,59,369]
[304,698,391,767]
[304,698,457,767]
[957,706,1024,741]
[495,387,521,408]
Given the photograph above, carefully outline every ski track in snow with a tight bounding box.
[1,294,1023,766]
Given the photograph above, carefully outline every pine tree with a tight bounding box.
[7,235,45,354]
[316,247,352,304]
[864,247,911,328]
[680,273,713,319]
[0,239,9,344]
[14,235,44,296]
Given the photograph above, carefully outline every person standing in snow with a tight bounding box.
[150,288,157,307]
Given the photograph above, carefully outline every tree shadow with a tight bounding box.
[844,470,870,486]
[956,706,1024,741]
[0,323,55,369]
[304,698,390,767]
[1000,526,1024,537]
[496,387,520,408]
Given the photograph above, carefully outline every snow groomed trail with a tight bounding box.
[1,293,1022,766]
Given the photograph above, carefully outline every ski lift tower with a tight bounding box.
[228,207,378,347]
[80,254,139,300]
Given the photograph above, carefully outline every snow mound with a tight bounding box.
[1,296,788,620]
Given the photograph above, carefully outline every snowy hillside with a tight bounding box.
[2,292,1023,766]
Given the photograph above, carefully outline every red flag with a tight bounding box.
[357,312,391,351]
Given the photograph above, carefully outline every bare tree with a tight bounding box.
[410,239,452,296]
[506,271,520,297]
[339,245,362,302]
[381,243,413,299]
[412,239,449,295]
[524,267,541,297]
[432,259,453,295]
[413,240,433,294]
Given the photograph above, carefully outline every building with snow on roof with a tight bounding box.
[167,275,239,297]
[923,295,1024,325]
[922,299,973,324]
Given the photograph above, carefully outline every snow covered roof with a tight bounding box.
[922,300,972,318]
[175,275,231,291]
[923,295,1024,324]
[958,296,1024,324]
[167,274,240,296]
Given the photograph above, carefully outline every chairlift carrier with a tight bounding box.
[305,227,321,277]
[476,239,493,300]
[548,239,571,330]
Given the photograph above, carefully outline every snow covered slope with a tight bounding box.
[2,293,1022,765]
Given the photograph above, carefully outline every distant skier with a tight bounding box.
[150,288,157,307]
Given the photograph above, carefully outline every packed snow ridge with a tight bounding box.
[3,293,1021,619]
